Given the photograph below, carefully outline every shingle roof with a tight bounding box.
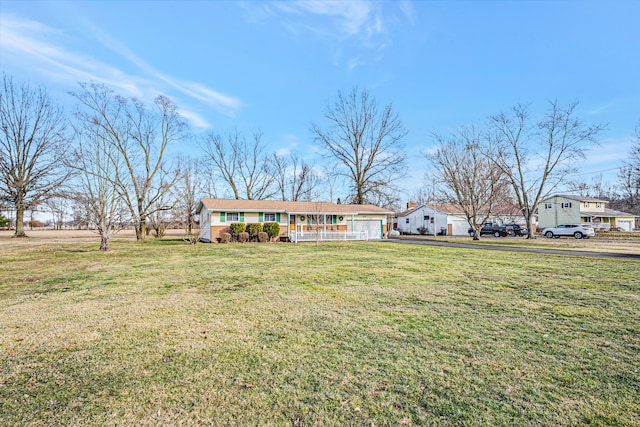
[582,208,638,218]
[553,194,609,203]
[395,203,466,217]
[197,198,394,215]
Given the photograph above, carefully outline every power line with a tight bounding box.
[564,167,621,178]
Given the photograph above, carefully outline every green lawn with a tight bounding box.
[1,240,638,426]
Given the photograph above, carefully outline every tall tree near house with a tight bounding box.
[174,157,202,239]
[272,152,319,201]
[199,129,275,200]
[617,121,640,215]
[311,87,407,205]
[489,101,605,238]
[71,83,186,241]
[0,74,69,237]
[67,123,125,251]
[428,124,505,240]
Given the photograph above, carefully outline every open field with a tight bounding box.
[1,237,639,426]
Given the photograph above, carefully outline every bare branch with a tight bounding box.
[0,74,70,237]
[311,87,407,205]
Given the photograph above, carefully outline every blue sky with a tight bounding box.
[1,0,639,200]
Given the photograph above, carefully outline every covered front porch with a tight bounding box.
[287,213,385,242]
[581,210,639,232]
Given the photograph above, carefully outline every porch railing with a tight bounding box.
[291,230,369,242]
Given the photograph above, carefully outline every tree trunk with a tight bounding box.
[471,226,480,241]
[136,214,146,241]
[99,234,110,252]
[13,205,27,238]
[526,213,535,239]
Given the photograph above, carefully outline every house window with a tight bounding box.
[562,202,572,208]
[424,215,430,220]
[226,212,239,222]
[406,218,410,223]
[545,203,553,209]
[264,213,276,222]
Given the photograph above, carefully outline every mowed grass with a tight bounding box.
[0,239,638,426]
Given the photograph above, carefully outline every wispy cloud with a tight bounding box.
[177,109,211,130]
[0,14,242,128]
[267,0,400,70]
[0,14,146,96]
[273,1,377,39]
[76,19,244,115]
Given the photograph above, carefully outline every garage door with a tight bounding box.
[352,220,383,240]
[618,220,632,232]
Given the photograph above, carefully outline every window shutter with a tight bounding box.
[220,212,226,222]
[332,215,337,224]
[276,213,281,223]
[259,212,263,222]
[240,212,245,222]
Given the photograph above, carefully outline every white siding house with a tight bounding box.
[395,203,470,236]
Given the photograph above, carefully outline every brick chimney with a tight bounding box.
[407,201,417,209]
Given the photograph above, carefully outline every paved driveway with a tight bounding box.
[388,237,640,261]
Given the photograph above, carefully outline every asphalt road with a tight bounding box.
[389,237,640,261]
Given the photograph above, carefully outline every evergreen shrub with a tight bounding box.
[229,223,246,240]
[263,222,280,239]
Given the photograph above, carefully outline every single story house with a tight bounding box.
[394,202,471,236]
[195,198,394,242]
[538,194,638,231]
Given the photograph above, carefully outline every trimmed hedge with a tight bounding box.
[238,232,250,243]
[220,232,231,243]
[257,231,269,243]
[263,222,280,239]
[246,223,263,240]
[229,223,246,240]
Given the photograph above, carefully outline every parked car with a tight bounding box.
[542,224,595,239]
[503,223,528,236]
[468,223,509,237]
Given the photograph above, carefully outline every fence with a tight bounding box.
[291,230,369,242]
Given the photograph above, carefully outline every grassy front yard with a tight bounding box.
[1,239,638,426]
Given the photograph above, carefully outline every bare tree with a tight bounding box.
[200,129,275,200]
[489,101,605,238]
[320,165,342,204]
[67,123,125,251]
[0,75,69,237]
[272,152,319,201]
[44,196,68,230]
[173,157,202,239]
[71,83,186,241]
[617,122,640,215]
[148,192,174,238]
[428,124,505,240]
[311,87,407,205]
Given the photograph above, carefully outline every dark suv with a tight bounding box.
[468,223,509,237]
[502,223,528,236]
